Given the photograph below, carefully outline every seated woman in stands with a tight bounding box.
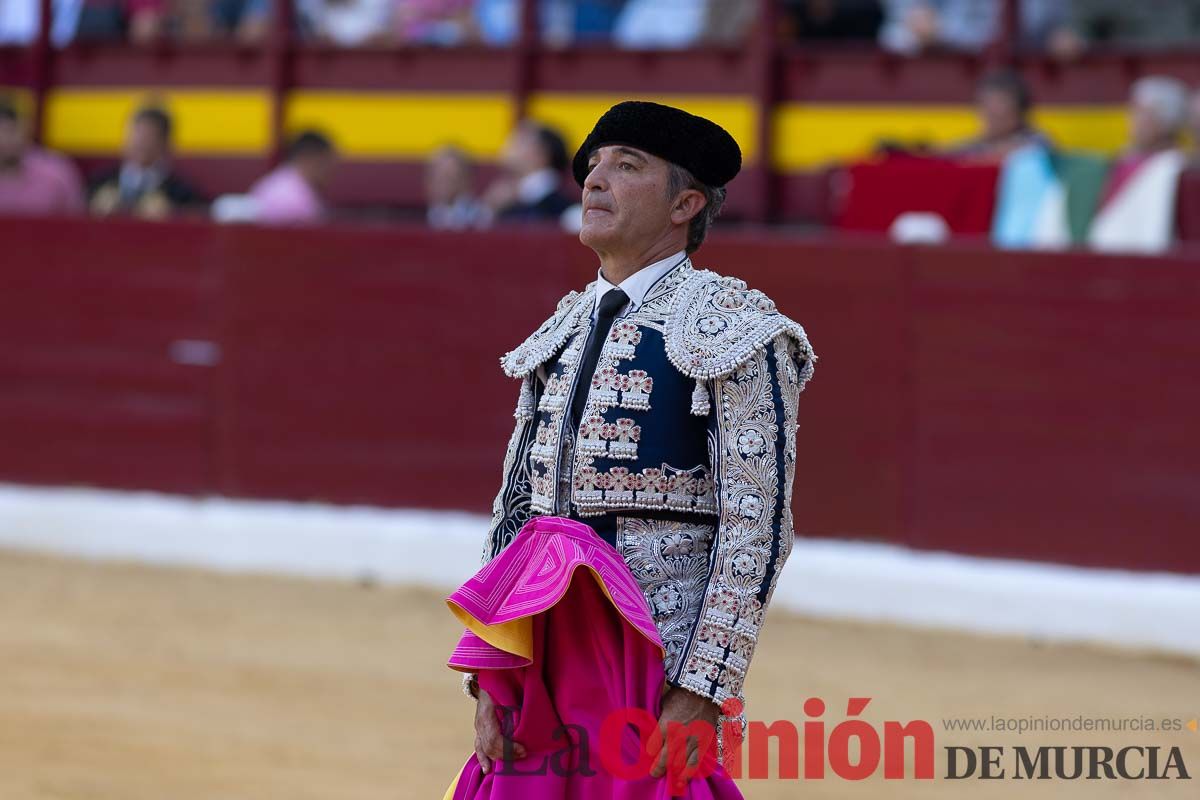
[1087,76,1189,253]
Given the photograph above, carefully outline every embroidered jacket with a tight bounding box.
[481,258,815,707]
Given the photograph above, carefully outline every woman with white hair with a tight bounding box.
[1088,75,1190,253]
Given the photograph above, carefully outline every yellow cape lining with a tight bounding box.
[445,564,666,666]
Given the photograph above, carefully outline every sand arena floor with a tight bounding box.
[1,547,1197,800]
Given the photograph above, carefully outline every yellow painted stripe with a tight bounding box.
[285,91,514,159]
[1029,107,1128,154]
[33,86,1133,171]
[44,89,271,155]
[772,104,978,170]
[771,103,1130,170]
[528,92,759,165]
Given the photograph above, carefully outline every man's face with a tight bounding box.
[0,118,23,167]
[425,151,471,204]
[301,151,336,192]
[1130,99,1167,151]
[124,119,166,168]
[978,87,1021,140]
[578,144,677,253]
[499,125,543,178]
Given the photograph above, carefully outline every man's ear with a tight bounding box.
[670,189,707,226]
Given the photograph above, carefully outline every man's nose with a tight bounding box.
[583,163,608,193]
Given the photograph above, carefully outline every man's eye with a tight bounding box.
[619,162,635,171]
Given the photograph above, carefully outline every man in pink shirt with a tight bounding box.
[0,100,85,216]
[247,130,336,224]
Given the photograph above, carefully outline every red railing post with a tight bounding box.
[30,0,53,144]
[268,0,296,166]
[990,0,1020,65]
[512,0,538,123]
[750,0,780,223]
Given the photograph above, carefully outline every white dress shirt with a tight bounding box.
[535,250,688,384]
[517,168,563,206]
[591,250,688,321]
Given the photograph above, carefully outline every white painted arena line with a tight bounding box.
[0,482,1196,658]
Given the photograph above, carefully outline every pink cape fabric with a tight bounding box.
[444,516,743,799]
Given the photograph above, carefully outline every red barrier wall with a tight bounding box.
[1,218,1197,574]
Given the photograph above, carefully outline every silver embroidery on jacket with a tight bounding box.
[616,516,715,678]
[488,259,816,717]
[679,343,786,706]
[665,270,816,386]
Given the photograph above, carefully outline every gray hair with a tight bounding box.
[666,162,726,254]
[1131,75,1189,135]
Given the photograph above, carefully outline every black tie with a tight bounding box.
[570,288,629,429]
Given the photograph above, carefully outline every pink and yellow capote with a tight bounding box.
[443,515,744,799]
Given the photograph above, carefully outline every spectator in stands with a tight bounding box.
[172,0,271,42]
[472,0,527,45]
[879,0,1068,55]
[4,0,270,44]
[1088,76,1189,253]
[246,130,336,224]
[89,106,201,219]
[484,120,572,223]
[392,0,476,44]
[568,0,627,43]
[0,0,81,45]
[1054,0,1200,53]
[76,0,168,42]
[609,0,690,47]
[425,145,489,230]
[475,0,626,46]
[296,0,392,45]
[613,0,756,48]
[950,69,1051,163]
[784,0,884,41]
[0,99,85,216]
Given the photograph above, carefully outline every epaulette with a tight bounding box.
[665,269,816,387]
[499,284,594,379]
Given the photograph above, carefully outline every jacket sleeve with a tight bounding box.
[668,333,810,707]
[480,371,542,565]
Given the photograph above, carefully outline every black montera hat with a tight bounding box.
[572,101,742,189]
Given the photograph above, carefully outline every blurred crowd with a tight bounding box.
[0,98,336,222]
[3,0,1200,252]
[974,70,1197,252]
[4,66,1200,254]
[0,94,583,228]
[1,0,1199,51]
[846,68,1200,252]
